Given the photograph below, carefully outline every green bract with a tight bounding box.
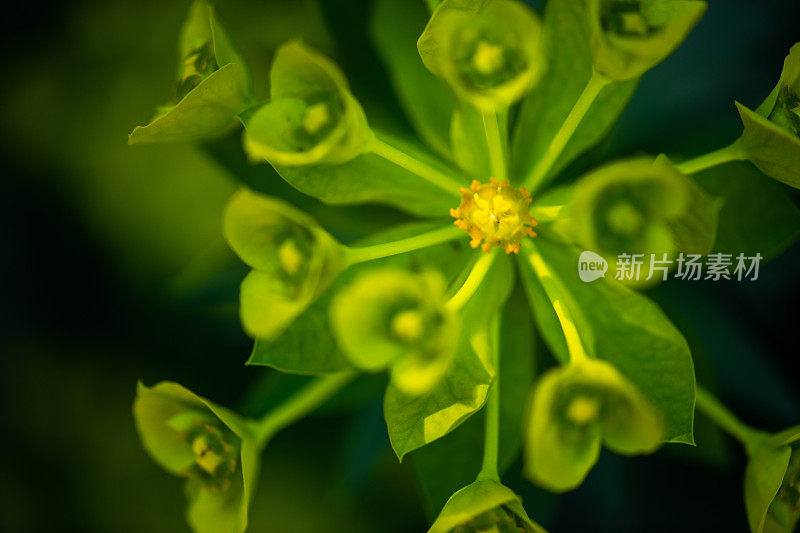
[736,43,800,189]
[745,426,800,533]
[243,41,373,166]
[428,480,545,533]
[129,1,252,144]
[553,156,717,262]
[588,0,707,80]
[418,0,545,108]
[330,267,460,396]
[223,189,344,340]
[524,358,663,492]
[133,382,259,533]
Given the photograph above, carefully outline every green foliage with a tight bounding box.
[511,0,638,188]
[129,1,252,144]
[126,1,800,531]
[428,480,545,533]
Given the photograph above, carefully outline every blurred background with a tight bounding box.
[0,0,798,531]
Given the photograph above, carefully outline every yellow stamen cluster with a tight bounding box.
[472,41,505,75]
[566,395,601,425]
[450,178,537,254]
[302,102,330,135]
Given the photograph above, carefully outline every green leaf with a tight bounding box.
[370,0,455,158]
[693,162,800,259]
[129,64,249,144]
[428,480,545,533]
[384,253,513,460]
[129,1,251,144]
[511,0,638,186]
[745,444,793,533]
[518,238,696,444]
[417,0,545,109]
[269,129,460,217]
[587,0,707,81]
[411,288,536,517]
[248,221,472,374]
[736,102,800,189]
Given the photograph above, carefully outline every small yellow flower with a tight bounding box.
[450,178,537,254]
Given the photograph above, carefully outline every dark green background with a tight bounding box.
[1,0,798,531]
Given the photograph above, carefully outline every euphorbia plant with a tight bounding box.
[129,1,800,531]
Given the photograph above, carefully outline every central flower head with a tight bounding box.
[450,178,537,254]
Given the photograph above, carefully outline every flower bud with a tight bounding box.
[587,0,707,81]
[418,0,545,108]
[133,381,258,533]
[524,358,663,492]
[243,41,373,167]
[129,1,252,144]
[428,480,544,533]
[555,157,716,262]
[736,43,800,188]
[330,268,460,396]
[223,189,344,340]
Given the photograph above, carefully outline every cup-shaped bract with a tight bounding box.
[129,1,252,144]
[557,157,706,260]
[736,43,800,188]
[418,0,545,109]
[587,0,707,81]
[224,189,344,340]
[428,480,545,533]
[745,426,800,533]
[524,358,663,492]
[133,381,259,533]
[330,268,460,396]
[244,41,373,167]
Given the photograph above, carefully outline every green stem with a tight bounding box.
[695,386,763,449]
[446,251,497,311]
[369,137,463,196]
[524,69,611,193]
[674,141,744,174]
[530,204,565,224]
[343,225,463,267]
[482,107,507,181]
[254,371,356,446]
[527,241,589,363]
[477,317,501,482]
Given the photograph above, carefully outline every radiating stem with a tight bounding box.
[477,317,501,482]
[527,242,590,363]
[695,386,764,449]
[369,137,463,196]
[524,69,611,193]
[254,371,356,446]
[674,141,744,174]
[446,252,497,311]
[343,225,463,266]
[425,0,441,14]
[482,107,508,181]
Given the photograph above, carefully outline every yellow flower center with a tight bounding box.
[472,41,505,75]
[391,309,425,344]
[450,178,537,254]
[566,395,601,425]
[278,239,304,276]
[192,435,224,475]
[302,102,331,135]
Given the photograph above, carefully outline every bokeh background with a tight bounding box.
[1,0,798,531]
